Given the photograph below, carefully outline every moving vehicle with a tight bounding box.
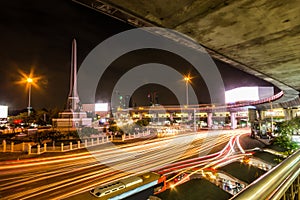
[90,172,166,199]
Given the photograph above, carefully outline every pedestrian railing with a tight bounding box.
[0,131,151,155]
[231,149,300,200]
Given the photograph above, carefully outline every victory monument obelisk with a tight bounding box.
[67,38,80,112]
[53,39,92,129]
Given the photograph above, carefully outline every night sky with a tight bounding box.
[0,0,276,111]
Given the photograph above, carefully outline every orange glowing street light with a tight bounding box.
[16,69,42,116]
[27,77,33,116]
[184,76,191,82]
[27,77,33,83]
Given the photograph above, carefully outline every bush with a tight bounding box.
[135,119,150,127]
[78,127,98,138]
[274,117,300,154]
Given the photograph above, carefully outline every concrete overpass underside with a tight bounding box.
[74,0,300,107]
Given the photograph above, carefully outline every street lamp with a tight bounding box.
[184,75,195,130]
[27,77,33,116]
[184,76,191,106]
[16,69,41,116]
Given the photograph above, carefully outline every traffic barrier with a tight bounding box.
[37,144,40,154]
[2,140,6,152]
[28,144,31,154]
[3,132,147,155]
[61,143,64,152]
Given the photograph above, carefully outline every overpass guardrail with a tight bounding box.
[231,149,300,200]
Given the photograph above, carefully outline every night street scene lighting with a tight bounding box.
[0,1,299,200]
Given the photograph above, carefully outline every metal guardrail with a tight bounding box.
[231,149,300,200]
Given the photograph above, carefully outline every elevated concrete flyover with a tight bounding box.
[73,0,300,107]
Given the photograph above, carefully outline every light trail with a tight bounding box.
[157,134,233,175]
[165,131,249,189]
[236,134,246,153]
[0,129,250,199]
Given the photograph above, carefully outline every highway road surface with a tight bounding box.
[0,129,250,199]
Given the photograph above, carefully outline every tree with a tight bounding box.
[107,119,118,133]
[9,112,31,126]
[34,110,48,125]
[40,130,63,143]
[273,117,299,154]
[48,107,61,123]
[135,119,150,127]
[120,124,136,134]
[78,127,98,138]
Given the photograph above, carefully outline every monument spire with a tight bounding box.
[52,38,92,128]
[67,38,80,111]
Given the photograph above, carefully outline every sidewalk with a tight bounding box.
[0,147,90,162]
[257,138,272,146]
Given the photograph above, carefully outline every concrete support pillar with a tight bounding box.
[77,140,80,148]
[22,142,25,151]
[11,141,14,152]
[28,144,31,154]
[52,141,55,150]
[91,139,94,146]
[170,114,173,122]
[230,112,237,129]
[106,136,109,142]
[122,134,125,141]
[207,113,213,128]
[97,137,99,144]
[3,140,6,152]
[188,113,192,121]
[139,113,143,120]
[258,110,264,120]
[102,137,104,143]
[85,139,88,147]
[70,142,72,150]
[61,143,64,152]
[292,108,298,119]
[37,144,41,154]
[44,143,47,152]
[284,108,292,121]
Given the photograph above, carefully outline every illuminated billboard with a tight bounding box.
[225,87,274,103]
[95,103,109,112]
[0,105,8,118]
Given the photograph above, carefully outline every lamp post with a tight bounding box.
[184,75,192,130]
[27,77,33,116]
[184,76,191,106]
